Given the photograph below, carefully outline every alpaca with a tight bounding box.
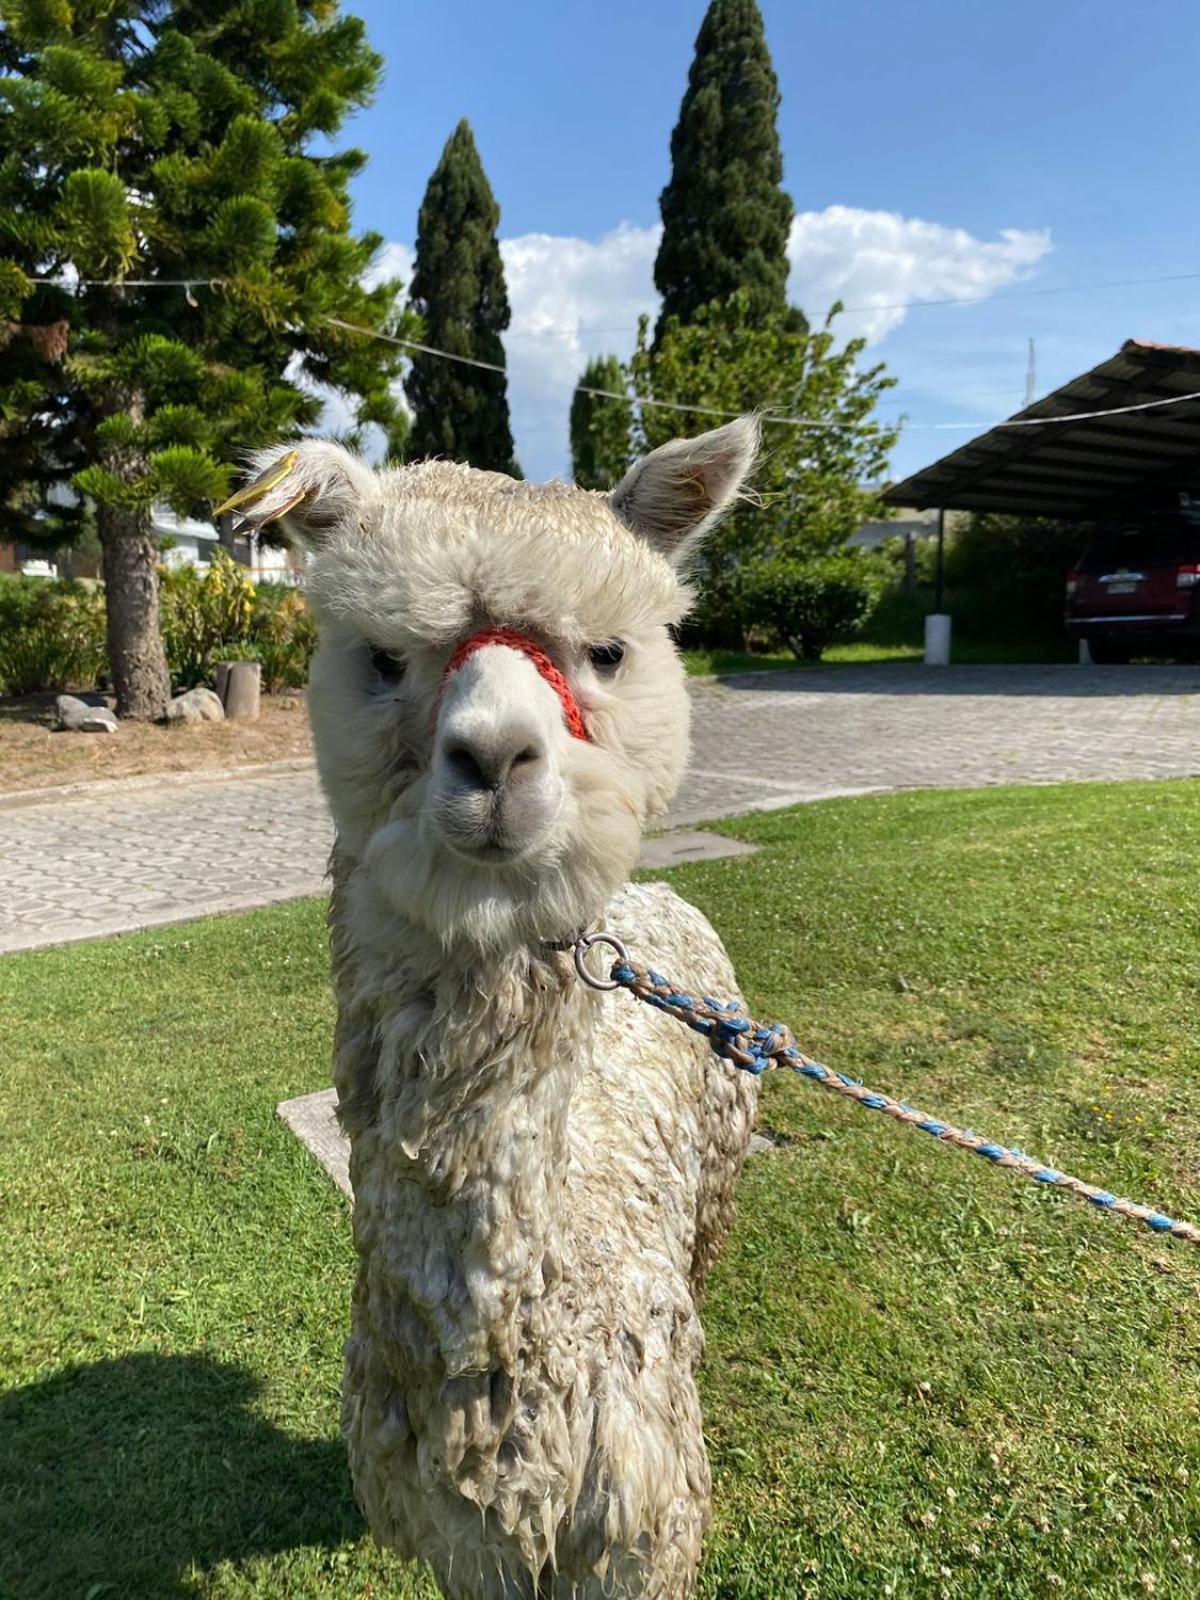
[227,419,761,1598]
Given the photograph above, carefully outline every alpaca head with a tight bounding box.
[225,419,757,951]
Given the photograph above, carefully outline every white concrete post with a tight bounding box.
[924,613,952,666]
[1078,640,1093,665]
[220,660,262,720]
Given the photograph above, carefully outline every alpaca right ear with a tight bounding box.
[215,440,375,547]
[608,416,759,565]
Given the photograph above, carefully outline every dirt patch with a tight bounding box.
[0,691,313,794]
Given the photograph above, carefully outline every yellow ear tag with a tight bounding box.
[213,448,300,516]
[232,484,311,534]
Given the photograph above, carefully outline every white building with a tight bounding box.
[154,508,301,584]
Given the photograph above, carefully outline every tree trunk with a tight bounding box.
[99,506,171,720]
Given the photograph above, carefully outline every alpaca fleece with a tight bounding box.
[239,422,760,1597]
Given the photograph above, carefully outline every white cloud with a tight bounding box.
[786,207,1051,343]
[349,209,1051,481]
[363,240,415,292]
[499,223,659,479]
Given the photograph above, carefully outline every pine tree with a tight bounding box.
[569,356,631,490]
[654,0,797,342]
[405,121,519,475]
[0,0,413,719]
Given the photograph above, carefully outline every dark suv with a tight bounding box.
[1066,499,1200,663]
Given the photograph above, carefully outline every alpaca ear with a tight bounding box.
[608,416,759,564]
[214,440,375,547]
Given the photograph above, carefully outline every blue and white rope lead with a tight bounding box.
[572,933,1200,1250]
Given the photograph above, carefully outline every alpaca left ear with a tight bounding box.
[609,416,759,564]
[214,440,375,548]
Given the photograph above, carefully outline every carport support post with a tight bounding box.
[924,507,952,665]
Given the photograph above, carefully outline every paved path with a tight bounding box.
[4,663,1199,955]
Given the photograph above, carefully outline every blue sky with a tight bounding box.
[338,0,1200,483]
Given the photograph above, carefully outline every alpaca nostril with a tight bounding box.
[444,741,495,792]
[442,735,546,793]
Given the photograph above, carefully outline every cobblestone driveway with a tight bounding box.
[3,664,1198,954]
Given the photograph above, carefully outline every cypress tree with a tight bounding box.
[405,120,519,475]
[654,0,797,342]
[569,356,631,490]
[0,0,410,719]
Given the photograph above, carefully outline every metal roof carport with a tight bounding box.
[883,341,1200,657]
[885,340,1200,518]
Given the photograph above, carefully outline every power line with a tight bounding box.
[35,263,1200,330]
[328,319,1200,434]
[826,268,1200,317]
[326,318,809,426]
[27,278,1200,434]
[497,268,1200,342]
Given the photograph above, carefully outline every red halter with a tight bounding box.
[440,627,590,743]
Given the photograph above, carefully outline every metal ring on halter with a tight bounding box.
[573,931,629,991]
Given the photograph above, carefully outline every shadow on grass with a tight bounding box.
[0,1352,362,1599]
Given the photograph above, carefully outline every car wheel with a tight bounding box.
[1087,638,1132,664]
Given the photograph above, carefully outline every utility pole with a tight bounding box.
[1025,337,1037,407]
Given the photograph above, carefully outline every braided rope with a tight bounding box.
[609,959,1200,1249]
[441,627,590,742]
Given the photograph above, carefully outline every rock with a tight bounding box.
[166,686,225,725]
[56,694,118,733]
[55,694,90,730]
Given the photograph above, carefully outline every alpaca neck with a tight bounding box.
[341,907,596,1375]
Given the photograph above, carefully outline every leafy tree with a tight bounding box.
[569,355,631,490]
[654,0,798,342]
[630,292,898,637]
[405,120,519,476]
[0,0,412,718]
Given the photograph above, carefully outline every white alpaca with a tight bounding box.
[228,420,761,1599]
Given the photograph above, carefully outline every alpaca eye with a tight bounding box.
[368,644,405,683]
[588,641,625,672]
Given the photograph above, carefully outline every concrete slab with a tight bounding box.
[277,1085,350,1199]
[636,830,758,869]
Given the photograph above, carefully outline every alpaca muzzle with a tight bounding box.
[432,632,571,862]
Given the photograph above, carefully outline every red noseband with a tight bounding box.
[440,627,590,743]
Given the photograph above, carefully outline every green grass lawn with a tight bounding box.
[682,643,923,676]
[681,639,1075,676]
[4,782,1200,1598]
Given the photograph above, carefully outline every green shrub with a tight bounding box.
[861,583,927,647]
[0,577,107,696]
[159,557,317,692]
[943,512,1083,641]
[159,549,256,688]
[739,554,881,661]
[0,556,317,700]
[249,586,317,691]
